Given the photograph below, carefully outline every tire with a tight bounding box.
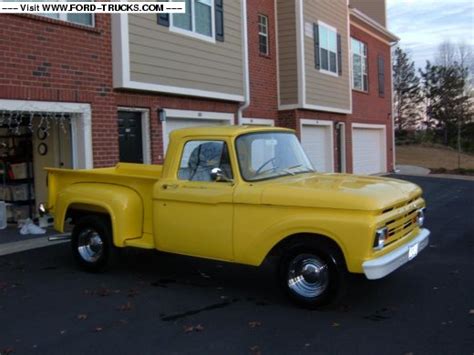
[278,240,347,309]
[71,215,116,273]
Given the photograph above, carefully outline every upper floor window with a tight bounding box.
[1,0,93,27]
[258,14,269,56]
[314,22,342,77]
[172,0,214,40]
[351,38,368,92]
[158,0,224,43]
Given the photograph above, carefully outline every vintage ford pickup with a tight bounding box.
[46,126,430,307]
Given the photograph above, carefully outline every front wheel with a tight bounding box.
[279,242,346,308]
[71,215,115,273]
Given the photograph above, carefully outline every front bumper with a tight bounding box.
[362,228,430,280]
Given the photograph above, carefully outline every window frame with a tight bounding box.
[0,0,95,27]
[351,37,369,92]
[317,21,339,77]
[170,0,216,44]
[258,14,269,56]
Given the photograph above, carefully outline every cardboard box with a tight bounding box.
[10,163,30,180]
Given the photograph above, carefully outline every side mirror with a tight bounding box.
[210,167,232,183]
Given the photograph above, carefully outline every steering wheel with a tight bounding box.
[255,157,277,175]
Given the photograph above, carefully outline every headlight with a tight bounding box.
[373,227,388,250]
[417,208,426,227]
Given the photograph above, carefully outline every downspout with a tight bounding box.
[390,41,398,172]
[237,0,250,125]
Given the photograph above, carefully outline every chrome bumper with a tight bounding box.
[362,228,430,280]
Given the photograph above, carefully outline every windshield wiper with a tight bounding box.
[282,164,304,175]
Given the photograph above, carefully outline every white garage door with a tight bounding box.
[164,118,231,153]
[352,127,386,175]
[300,123,334,172]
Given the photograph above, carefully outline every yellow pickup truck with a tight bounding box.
[46,126,429,308]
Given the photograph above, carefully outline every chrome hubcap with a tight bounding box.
[288,255,329,298]
[77,228,104,263]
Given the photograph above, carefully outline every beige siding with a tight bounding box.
[350,0,386,26]
[304,0,351,111]
[128,2,244,97]
[277,0,298,105]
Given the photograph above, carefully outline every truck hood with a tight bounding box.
[260,173,422,212]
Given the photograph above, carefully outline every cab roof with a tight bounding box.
[170,125,294,139]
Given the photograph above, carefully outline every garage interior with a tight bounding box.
[0,112,72,224]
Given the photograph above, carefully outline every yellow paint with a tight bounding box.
[47,126,426,273]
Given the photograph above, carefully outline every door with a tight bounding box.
[352,126,386,175]
[33,115,73,207]
[153,139,234,261]
[118,111,143,163]
[300,123,334,172]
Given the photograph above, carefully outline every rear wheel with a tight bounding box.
[279,241,346,308]
[71,215,115,272]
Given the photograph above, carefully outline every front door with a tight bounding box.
[153,139,234,261]
[118,111,143,163]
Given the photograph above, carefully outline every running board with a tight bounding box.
[48,233,72,242]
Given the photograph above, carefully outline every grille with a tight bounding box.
[384,207,418,245]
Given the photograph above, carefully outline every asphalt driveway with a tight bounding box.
[0,175,473,355]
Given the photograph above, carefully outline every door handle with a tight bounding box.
[162,184,179,190]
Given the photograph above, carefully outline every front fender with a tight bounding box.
[54,183,144,247]
[234,209,371,273]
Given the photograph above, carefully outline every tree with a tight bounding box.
[392,47,423,132]
[420,61,472,146]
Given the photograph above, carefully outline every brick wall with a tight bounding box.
[349,23,394,172]
[115,92,238,164]
[0,14,117,167]
[243,0,278,121]
[0,14,238,167]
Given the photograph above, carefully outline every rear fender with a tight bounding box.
[54,183,144,247]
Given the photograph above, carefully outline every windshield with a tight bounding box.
[236,132,314,181]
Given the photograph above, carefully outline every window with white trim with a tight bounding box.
[352,38,368,92]
[258,14,269,55]
[0,0,94,27]
[319,24,338,74]
[172,0,214,38]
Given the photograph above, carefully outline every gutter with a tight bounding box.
[350,7,399,43]
[237,0,250,125]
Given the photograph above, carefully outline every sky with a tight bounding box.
[387,0,474,68]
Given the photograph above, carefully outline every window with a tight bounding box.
[178,140,233,182]
[1,0,94,26]
[258,14,269,55]
[319,24,338,75]
[172,0,214,39]
[351,38,368,92]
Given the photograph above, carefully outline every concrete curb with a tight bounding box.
[393,173,474,181]
[0,235,69,256]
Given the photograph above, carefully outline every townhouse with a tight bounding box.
[0,0,398,221]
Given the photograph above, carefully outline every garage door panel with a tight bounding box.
[353,127,386,175]
[301,124,333,173]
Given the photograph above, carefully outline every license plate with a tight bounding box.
[408,243,419,260]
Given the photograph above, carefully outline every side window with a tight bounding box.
[258,14,269,55]
[178,140,233,182]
